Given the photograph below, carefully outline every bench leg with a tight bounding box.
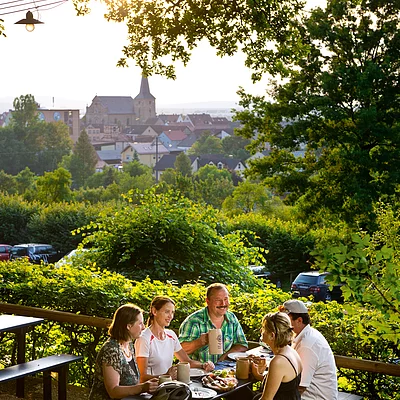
[43,371,52,400]
[57,365,68,400]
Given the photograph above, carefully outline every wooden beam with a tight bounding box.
[2,302,400,377]
[335,355,400,376]
[0,302,111,329]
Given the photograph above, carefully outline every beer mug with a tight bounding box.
[177,362,190,384]
[236,357,250,379]
[208,328,223,354]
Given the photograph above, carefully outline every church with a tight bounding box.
[85,76,156,134]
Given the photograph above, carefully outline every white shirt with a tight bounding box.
[135,327,182,376]
[293,324,338,400]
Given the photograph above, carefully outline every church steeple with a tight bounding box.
[133,75,156,122]
[134,76,155,100]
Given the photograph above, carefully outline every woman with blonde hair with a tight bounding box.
[252,312,302,400]
[89,304,159,400]
[135,296,214,382]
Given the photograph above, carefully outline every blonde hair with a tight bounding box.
[262,312,294,348]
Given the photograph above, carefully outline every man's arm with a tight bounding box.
[181,333,208,355]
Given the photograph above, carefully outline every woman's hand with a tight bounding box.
[167,365,178,380]
[142,378,159,394]
[202,361,215,372]
[250,357,267,381]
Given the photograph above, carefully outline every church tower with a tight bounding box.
[133,76,156,122]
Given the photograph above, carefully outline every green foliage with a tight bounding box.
[235,1,400,228]
[15,167,35,194]
[67,130,98,188]
[11,94,39,129]
[0,95,72,175]
[223,213,321,276]
[78,188,262,289]
[221,136,251,160]
[222,181,274,215]
[174,152,192,177]
[193,165,234,209]
[0,194,38,244]
[27,201,107,254]
[73,0,304,78]
[0,170,16,195]
[189,132,224,156]
[35,167,73,203]
[123,160,152,178]
[313,203,400,347]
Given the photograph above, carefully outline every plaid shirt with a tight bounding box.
[178,307,248,364]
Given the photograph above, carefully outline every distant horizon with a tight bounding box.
[0,96,242,116]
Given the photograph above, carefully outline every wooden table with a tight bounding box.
[0,314,44,397]
[122,360,255,400]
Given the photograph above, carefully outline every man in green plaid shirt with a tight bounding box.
[179,283,248,364]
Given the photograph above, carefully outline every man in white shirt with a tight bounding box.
[281,300,338,400]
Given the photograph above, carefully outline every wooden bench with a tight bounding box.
[0,354,82,400]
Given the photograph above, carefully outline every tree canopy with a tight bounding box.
[72,0,305,78]
[235,0,400,227]
[63,130,98,188]
[0,95,73,175]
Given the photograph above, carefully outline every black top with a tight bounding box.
[272,354,301,400]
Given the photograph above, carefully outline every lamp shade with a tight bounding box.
[15,11,43,31]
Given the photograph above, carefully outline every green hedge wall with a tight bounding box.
[0,260,398,398]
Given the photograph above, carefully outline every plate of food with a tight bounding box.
[212,369,236,378]
[227,352,248,360]
[191,387,218,399]
[190,368,207,378]
[202,375,238,392]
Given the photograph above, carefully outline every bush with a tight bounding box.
[26,202,110,254]
[0,194,38,244]
[78,189,263,289]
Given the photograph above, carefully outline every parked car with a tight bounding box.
[249,265,272,279]
[0,244,12,261]
[290,271,343,302]
[248,265,281,286]
[10,244,61,264]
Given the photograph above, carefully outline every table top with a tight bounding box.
[122,361,254,400]
[0,314,44,332]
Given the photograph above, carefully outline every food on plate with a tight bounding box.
[201,375,238,391]
[212,369,235,378]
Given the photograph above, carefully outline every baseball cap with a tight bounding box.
[282,300,308,314]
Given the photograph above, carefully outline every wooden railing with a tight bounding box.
[1,302,400,377]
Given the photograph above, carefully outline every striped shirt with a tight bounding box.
[179,307,248,363]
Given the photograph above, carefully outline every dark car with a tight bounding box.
[290,271,343,302]
[10,244,61,264]
[249,265,281,287]
[0,244,12,261]
[249,265,272,279]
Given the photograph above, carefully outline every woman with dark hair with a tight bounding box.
[135,296,214,382]
[251,312,302,400]
[89,304,159,400]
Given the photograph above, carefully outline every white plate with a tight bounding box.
[191,387,218,399]
[227,352,248,360]
[190,368,206,377]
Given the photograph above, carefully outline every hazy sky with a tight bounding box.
[0,0,324,113]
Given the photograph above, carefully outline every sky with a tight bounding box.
[0,0,324,114]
